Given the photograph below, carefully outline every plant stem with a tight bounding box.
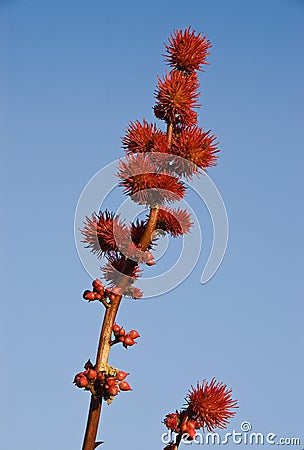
[81,208,160,450]
[167,122,173,149]
[81,121,173,450]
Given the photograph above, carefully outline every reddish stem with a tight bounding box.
[81,208,160,450]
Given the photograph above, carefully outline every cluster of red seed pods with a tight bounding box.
[74,360,132,402]
[163,412,198,440]
[83,279,122,303]
[112,324,140,348]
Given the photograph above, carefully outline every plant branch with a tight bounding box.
[81,121,173,450]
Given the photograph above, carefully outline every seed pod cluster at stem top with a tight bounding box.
[81,27,219,300]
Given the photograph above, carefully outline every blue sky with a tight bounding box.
[1,0,303,449]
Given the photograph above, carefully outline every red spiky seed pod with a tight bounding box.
[81,210,128,258]
[171,126,219,178]
[185,378,238,432]
[117,153,186,206]
[165,27,211,73]
[156,207,193,237]
[163,412,181,432]
[119,381,132,391]
[130,219,148,248]
[128,330,140,339]
[116,371,129,381]
[154,71,199,127]
[102,254,141,288]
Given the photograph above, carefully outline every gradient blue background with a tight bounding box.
[1,0,303,449]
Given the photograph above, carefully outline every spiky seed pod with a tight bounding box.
[130,219,148,247]
[156,207,193,237]
[81,210,128,258]
[163,412,181,433]
[165,27,211,73]
[171,126,219,178]
[102,255,141,290]
[154,71,199,127]
[122,120,168,155]
[117,153,186,206]
[185,378,238,432]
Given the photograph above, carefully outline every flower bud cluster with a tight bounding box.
[82,279,123,304]
[112,324,140,349]
[73,360,132,403]
[163,412,198,440]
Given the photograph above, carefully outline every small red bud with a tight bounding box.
[146,260,155,266]
[128,330,140,339]
[82,290,91,299]
[145,251,153,260]
[92,279,102,289]
[116,371,129,381]
[107,385,119,396]
[105,288,111,297]
[181,422,188,432]
[106,377,117,387]
[112,324,121,333]
[118,327,126,336]
[96,285,104,295]
[84,291,95,301]
[76,376,89,388]
[118,336,125,343]
[119,381,132,391]
[73,372,84,383]
[94,293,102,300]
[109,293,117,302]
[124,335,136,347]
[87,369,97,380]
